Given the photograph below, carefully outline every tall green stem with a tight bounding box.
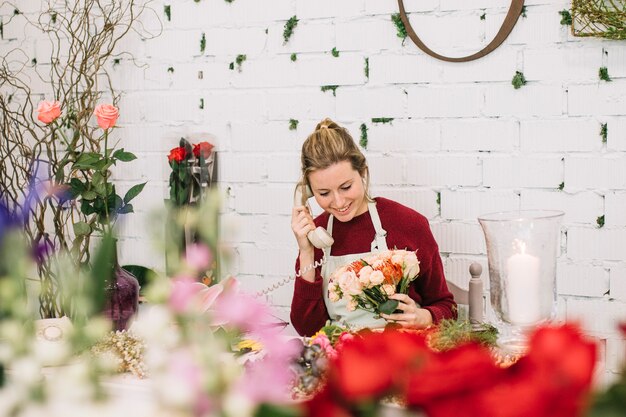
[102,129,111,235]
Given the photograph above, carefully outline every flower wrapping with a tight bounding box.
[328,249,420,316]
[168,139,215,206]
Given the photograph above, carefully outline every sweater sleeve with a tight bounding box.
[289,248,330,336]
[417,247,458,324]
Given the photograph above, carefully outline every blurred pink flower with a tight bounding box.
[169,275,203,313]
[185,243,212,271]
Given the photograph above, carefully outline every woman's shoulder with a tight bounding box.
[375,197,429,226]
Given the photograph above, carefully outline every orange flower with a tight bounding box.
[375,259,403,286]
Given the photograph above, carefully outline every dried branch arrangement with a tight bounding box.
[572,0,626,39]
[0,0,158,318]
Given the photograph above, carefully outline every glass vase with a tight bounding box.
[102,241,140,331]
[478,210,564,353]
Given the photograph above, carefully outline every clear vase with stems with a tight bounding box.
[478,210,564,354]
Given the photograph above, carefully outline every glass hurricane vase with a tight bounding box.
[478,210,564,353]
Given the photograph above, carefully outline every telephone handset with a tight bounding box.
[253,181,333,300]
[294,182,334,249]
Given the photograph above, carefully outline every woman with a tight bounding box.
[290,118,456,336]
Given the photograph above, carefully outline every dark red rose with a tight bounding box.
[168,146,186,163]
[193,141,214,159]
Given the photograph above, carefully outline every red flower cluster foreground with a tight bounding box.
[303,323,597,417]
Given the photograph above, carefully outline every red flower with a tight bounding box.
[168,146,187,163]
[302,386,353,417]
[193,141,214,159]
[328,329,428,403]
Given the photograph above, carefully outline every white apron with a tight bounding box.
[321,201,389,330]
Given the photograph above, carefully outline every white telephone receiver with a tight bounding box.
[294,181,334,249]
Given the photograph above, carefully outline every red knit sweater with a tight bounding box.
[290,197,457,336]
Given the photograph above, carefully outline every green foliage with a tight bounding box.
[229,62,234,70]
[112,58,120,66]
[235,54,247,71]
[559,10,572,26]
[520,5,527,18]
[225,0,234,3]
[283,15,298,44]
[51,12,57,24]
[0,21,3,39]
[320,85,338,96]
[13,8,20,15]
[167,66,174,73]
[164,5,171,21]
[597,215,605,228]
[200,32,206,53]
[371,117,394,124]
[391,13,407,42]
[289,119,298,130]
[31,58,37,66]
[359,123,368,149]
[512,71,527,89]
[480,12,486,20]
[588,371,626,417]
[436,192,441,206]
[558,182,565,191]
[599,66,611,81]
[364,57,369,79]
[331,47,339,57]
[601,123,608,143]
[254,403,301,417]
[429,320,499,351]
[199,98,204,109]
[69,146,145,232]
[290,53,297,62]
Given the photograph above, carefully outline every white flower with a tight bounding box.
[369,270,385,286]
[346,298,358,312]
[403,251,420,279]
[338,270,362,296]
[382,284,396,296]
[328,284,341,302]
[357,265,373,287]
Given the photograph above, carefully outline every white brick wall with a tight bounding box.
[5,0,626,374]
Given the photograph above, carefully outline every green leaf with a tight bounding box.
[378,299,399,315]
[117,203,134,214]
[254,403,301,417]
[124,182,146,204]
[73,152,102,169]
[82,190,97,200]
[73,221,91,236]
[112,149,137,162]
[80,200,95,215]
[89,233,116,317]
[69,178,86,196]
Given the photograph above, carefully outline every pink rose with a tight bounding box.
[94,103,119,129]
[37,100,61,124]
[338,270,362,296]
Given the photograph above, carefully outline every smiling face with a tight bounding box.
[308,160,369,222]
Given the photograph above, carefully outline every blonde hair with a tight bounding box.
[300,118,371,205]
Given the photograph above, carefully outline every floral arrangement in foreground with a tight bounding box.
[328,249,420,315]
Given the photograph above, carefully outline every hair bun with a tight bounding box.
[316,117,338,131]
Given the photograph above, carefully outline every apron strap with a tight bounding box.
[368,201,388,251]
[325,200,389,255]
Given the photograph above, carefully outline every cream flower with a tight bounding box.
[338,270,362,296]
[357,265,374,287]
[369,270,385,286]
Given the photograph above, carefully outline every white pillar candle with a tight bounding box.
[506,244,541,325]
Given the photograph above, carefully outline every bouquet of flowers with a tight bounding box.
[328,249,420,316]
[168,138,215,206]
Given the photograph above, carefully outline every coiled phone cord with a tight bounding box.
[253,254,328,298]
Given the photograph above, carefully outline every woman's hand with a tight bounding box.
[380,293,433,329]
[291,205,316,253]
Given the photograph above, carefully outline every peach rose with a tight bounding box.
[338,270,362,296]
[369,270,385,286]
[328,285,341,302]
[403,251,420,279]
[357,265,374,288]
[346,298,358,312]
[37,100,61,124]
[94,103,119,129]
